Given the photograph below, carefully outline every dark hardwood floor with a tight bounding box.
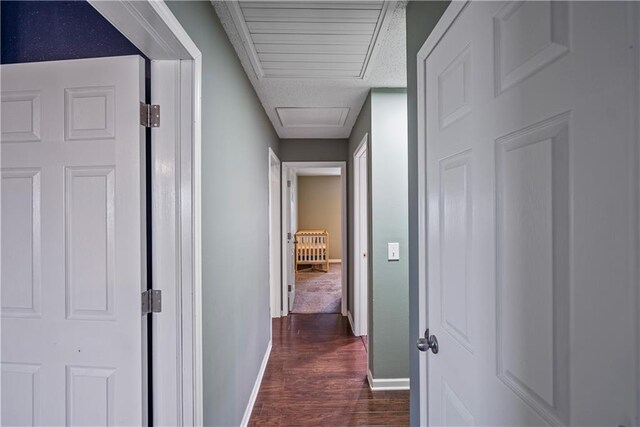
[249,314,410,426]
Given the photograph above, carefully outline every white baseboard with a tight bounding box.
[347,310,355,335]
[240,340,272,427]
[329,259,342,264]
[367,369,410,391]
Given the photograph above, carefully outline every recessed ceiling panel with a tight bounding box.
[276,107,349,128]
[228,1,393,79]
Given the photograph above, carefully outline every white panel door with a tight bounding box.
[1,56,146,426]
[286,170,297,311]
[420,2,638,425]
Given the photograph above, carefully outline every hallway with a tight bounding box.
[2,2,638,426]
[249,314,409,426]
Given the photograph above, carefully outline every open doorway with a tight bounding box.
[281,162,347,317]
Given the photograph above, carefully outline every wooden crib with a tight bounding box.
[295,230,330,272]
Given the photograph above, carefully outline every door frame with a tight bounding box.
[415,1,468,424]
[87,2,203,425]
[353,134,368,337]
[268,148,281,319]
[281,161,348,317]
[634,2,640,420]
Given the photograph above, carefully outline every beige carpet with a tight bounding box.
[291,263,341,313]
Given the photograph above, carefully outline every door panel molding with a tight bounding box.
[438,149,473,355]
[495,112,571,426]
[1,168,41,319]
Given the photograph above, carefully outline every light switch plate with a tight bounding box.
[388,242,400,261]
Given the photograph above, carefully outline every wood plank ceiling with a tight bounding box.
[228,1,392,79]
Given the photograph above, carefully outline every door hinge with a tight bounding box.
[140,102,160,128]
[142,289,162,315]
[287,180,291,188]
[287,232,292,240]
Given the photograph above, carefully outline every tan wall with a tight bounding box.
[297,176,342,259]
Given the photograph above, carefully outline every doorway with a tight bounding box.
[353,134,368,339]
[281,162,347,317]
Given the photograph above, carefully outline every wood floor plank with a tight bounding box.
[249,314,409,426]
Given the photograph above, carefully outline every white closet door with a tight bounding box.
[420,2,638,425]
[1,55,146,426]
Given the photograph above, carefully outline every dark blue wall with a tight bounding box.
[1,0,144,64]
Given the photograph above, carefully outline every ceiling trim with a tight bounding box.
[227,1,396,80]
[361,1,393,79]
[228,1,265,79]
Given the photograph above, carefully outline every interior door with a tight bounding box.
[421,2,638,425]
[286,170,297,311]
[1,55,147,426]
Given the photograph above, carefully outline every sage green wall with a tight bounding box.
[405,2,450,425]
[279,138,348,162]
[370,89,409,379]
[348,90,409,380]
[166,2,280,426]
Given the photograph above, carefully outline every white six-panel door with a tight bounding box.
[287,170,297,312]
[1,56,146,426]
[419,2,638,425]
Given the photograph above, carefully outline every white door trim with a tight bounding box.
[87,2,203,425]
[268,148,281,321]
[353,134,368,337]
[634,2,640,420]
[281,161,348,317]
[416,2,469,425]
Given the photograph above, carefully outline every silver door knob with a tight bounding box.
[416,329,439,354]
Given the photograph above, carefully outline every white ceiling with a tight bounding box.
[228,1,393,79]
[212,1,407,139]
